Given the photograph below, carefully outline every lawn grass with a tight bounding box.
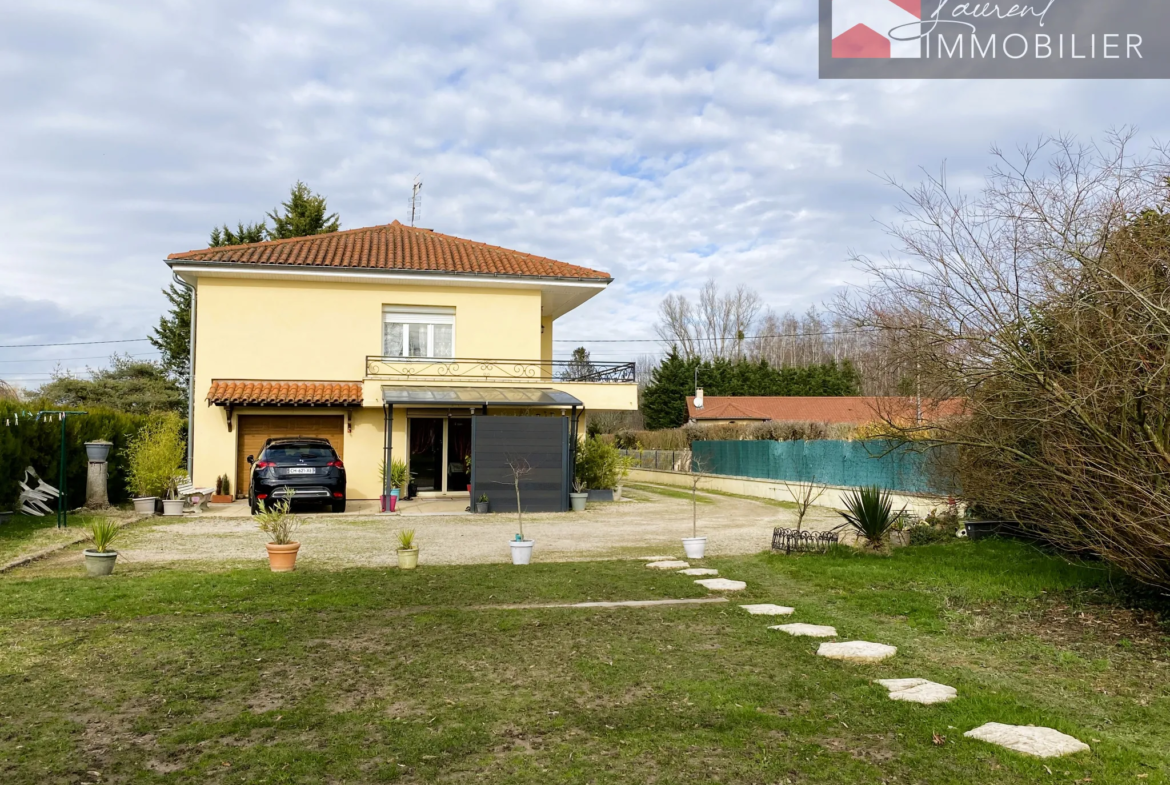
[1,541,1168,784]
[0,512,106,567]
[625,482,716,504]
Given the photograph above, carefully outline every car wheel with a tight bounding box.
[249,498,258,515]
[331,497,346,513]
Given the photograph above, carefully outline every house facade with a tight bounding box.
[168,220,638,502]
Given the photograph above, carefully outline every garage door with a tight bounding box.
[236,415,345,497]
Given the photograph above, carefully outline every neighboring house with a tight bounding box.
[168,220,638,507]
[686,395,964,426]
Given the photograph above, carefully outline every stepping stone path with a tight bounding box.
[646,560,690,570]
[694,578,746,591]
[964,723,1089,758]
[678,568,718,576]
[876,678,957,705]
[770,623,837,638]
[817,641,897,663]
[740,604,795,616]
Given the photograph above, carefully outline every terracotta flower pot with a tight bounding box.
[265,542,301,572]
[210,494,233,504]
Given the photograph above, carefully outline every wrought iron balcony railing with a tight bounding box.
[365,356,636,384]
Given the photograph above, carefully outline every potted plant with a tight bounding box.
[256,492,300,572]
[389,458,409,512]
[507,457,534,565]
[125,413,185,516]
[396,528,419,569]
[84,440,112,463]
[83,518,121,577]
[836,485,905,551]
[475,493,490,514]
[570,478,588,512]
[682,456,708,559]
[211,474,233,504]
[464,454,471,493]
[161,476,186,517]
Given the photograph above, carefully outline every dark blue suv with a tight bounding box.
[248,437,347,514]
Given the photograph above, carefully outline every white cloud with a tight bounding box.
[1,0,1169,378]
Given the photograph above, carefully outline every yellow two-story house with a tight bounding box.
[167,220,638,508]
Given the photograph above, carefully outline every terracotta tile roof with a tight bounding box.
[207,380,364,407]
[686,396,965,425]
[168,220,611,280]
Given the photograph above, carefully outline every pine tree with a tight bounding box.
[267,181,341,240]
[563,346,596,380]
[209,221,267,247]
[641,349,699,429]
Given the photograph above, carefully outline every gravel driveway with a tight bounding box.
[67,483,843,570]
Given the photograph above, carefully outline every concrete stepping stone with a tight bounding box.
[964,723,1089,758]
[694,578,746,591]
[646,560,690,570]
[740,604,795,616]
[770,623,836,637]
[876,678,957,705]
[678,568,718,576]
[638,555,676,561]
[817,641,897,663]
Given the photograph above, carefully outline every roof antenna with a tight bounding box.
[409,175,423,227]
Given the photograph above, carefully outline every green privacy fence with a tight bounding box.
[689,440,946,495]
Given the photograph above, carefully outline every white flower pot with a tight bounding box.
[682,537,707,559]
[510,540,534,565]
[569,492,588,512]
[161,499,185,517]
[132,497,158,515]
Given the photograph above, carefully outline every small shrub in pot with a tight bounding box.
[83,518,121,577]
[396,528,419,569]
[256,493,300,572]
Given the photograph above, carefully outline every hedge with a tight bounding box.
[0,401,155,510]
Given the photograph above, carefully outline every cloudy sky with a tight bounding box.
[2,0,1169,386]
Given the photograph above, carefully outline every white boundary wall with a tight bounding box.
[626,468,948,518]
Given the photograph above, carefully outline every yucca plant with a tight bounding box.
[397,528,416,551]
[837,485,905,551]
[86,519,121,553]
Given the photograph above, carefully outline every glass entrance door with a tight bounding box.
[408,418,444,493]
[408,417,473,494]
[447,418,471,493]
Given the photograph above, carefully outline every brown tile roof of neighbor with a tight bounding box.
[167,220,611,280]
[207,380,364,407]
[686,396,965,425]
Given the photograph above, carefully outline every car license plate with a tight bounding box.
[287,467,315,475]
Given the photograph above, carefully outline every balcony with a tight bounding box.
[365,356,636,384]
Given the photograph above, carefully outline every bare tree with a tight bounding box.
[0,380,18,402]
[655,280,762,361]
[782,479,828,533]
[688,454,714,538]
[839,129,1170,588]
[506,456,533,541]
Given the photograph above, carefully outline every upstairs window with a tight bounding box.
[383,306,455,359]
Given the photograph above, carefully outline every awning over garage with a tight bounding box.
[380,386,583,407]
[208,380,364,407]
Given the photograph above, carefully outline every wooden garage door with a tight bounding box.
[236,415,345,497]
